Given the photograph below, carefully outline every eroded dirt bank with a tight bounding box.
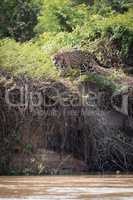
[0,71,133,175]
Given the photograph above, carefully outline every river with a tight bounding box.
[0,175,133,199]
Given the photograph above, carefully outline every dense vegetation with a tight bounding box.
[0,0,133,80]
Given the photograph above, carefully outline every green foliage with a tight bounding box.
[24,143,33,153]
[109,0,132,13]
[0,0,41,41]
[72,0,89,5]
[0,0,133,82]
[78,9,133,57]
[79,68,126,92]
[0,39,59,79]
[90,0,112,16]
[34,0,89,34]
[80,74,117,91]
[91,0,132,16]
[0,6,133,80]
[106,25,133,57]
[9,170,18,175]
[99,9,133,57]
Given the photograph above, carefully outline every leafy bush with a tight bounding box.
[109,0,132,13]
[90,0,132,16]
[34,0,89,34]
[105,25,133,57]
[0,39,58,79]
[0,0,41,41]
[90,0,112,16]
[78,9,133,57]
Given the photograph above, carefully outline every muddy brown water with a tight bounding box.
[0,175,133,200]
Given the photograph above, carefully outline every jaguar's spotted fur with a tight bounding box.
[52,49,107,76]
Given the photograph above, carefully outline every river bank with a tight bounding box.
[0,72,133,175]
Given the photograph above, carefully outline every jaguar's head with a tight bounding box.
[52,53,66,71]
